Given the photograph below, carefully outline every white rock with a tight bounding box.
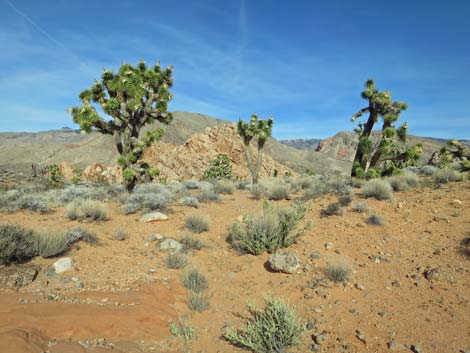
[139,212,169,222]
[53,258,74,274]
[158,238,182,252]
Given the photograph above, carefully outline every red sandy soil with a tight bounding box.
[0,180,469,352]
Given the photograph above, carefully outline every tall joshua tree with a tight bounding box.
[350,79,421,178]
[69,60,173,191]
[237,114,274,184]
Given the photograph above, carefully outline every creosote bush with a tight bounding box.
[122,184,172,214]
[362,179,393,200]
[182,269,208,293]
[185,214,210,233]
[325,262,351,283]
[388,171,419,192]
[367,214,385,226]
[66,200,108,221]
[165,252,188,269]
[228,201,308,255]
[225,296,304,353]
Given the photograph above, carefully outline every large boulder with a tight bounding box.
[139,212,169,223]
[268,252,300,274]
[0,265,39,289]
[82,162,107,183]
[53,258,74,274]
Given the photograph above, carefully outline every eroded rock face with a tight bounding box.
[0,265,39,289]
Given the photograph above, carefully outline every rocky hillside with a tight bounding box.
[0,112,350,178]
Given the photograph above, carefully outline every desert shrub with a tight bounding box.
[183,180,200,190]
[225,296,304,353]
[228,201,307,255]
[338,195,352,206]
[388,171,419,192]
[16,194,50,213]
[34,230,75,258]
[59,185,106,204]
[362,179,393,200]
[434,168,462,184]
[325,262,351,283]
[365,168,381,180]
[166,181,186,196]
[185,215,210,233]
[459,159,470,172]
[420,165,437,176]
[302,179,330,200]
[202,154,233,180]
[182,269,208,293]
[321,202,344,217]
[250,184,266,200]
[330,179,354,196]
[214,179,235,194]
[367,214,385,226]
[0,224,36,265]
[266,184,290,200]
[351,202,369,213]
[188,293,210,312]
[288,175,316,192]
[165,252,188,269]
[459,237,470,259]
[197,183,220,202]
[46,164,63,184]
[170,319,195,352]
[180,196,200,208]
[66,200,108,221]
[113,227,127,241]
[122,186,172,214]
[181,235,204,251]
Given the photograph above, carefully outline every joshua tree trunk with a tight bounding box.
[351,108,376,176]
[244,145,258,184]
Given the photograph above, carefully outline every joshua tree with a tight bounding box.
[69,60,173,191]
[350,79,421,178]
[237,114,273,184]
[436,140,470,171]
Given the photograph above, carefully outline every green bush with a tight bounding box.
[0,224,36,265]
[66,200,108,221]
[182,269,208,293]
[362,179,393,200]
[185,214,210,233]
[225,296,304,353]
[228,201,307,255]
[46,164,63,184]
[203,154,233,180]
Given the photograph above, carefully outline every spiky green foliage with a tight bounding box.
[437,140,470,170]
[228,201,308,255]
[170,319,195,353]
[237,114,274,184]
[46,164,63,184]
[351,79,421,178]
[203,154,233,180]
[225,296,304,353]
[69,60,173,191]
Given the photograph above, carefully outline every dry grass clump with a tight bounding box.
[351,202,369,213]
[180,196,200,208]
[362,179,393,200]
[113,227,127,241]
[213,180,235,194]
[225,296,304,353]
[250,184,267,200]
[66,200,108,221]
[367,214,385,226]
[181,235,204,251]
[321,202,344,217]
[165,252,188,269]
[266,183,291,200]
[228,201,308,255]
[121,184,172,214]
[434,168,462,184]
[188,293,210,312]
[388,171,420,192]
[197,183,220,202]
[182,269,208,293]
[185,214,210,233]
[325,262,351,283]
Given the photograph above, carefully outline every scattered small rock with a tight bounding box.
[324,242,334,250]
[387,341,405,350]
[424,268,441,281]
[355,283,366,291]
[310,250,321,260]
[268,252,300,274]
[411,344,422,353]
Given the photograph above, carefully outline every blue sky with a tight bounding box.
[0,0,469,139]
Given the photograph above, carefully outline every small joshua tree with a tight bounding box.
[69,60,173,191]
[437,140,470,171]
[237,114,273,184]
[351,79,422,178]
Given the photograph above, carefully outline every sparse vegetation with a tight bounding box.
[362,179,394,200]
[197,183,220,202]
[181,236,204,252]
[185,214,210,233]
[367,214,385,226]
[266,183,290,200]
[388,171,419,191]
[0,224,36,265]
[188,293,210,312]
[213,179,235,194]
[16,194,50,213]
[113,227,127,241]
[250,184,266,200]
[351,202,369,213]
[66,200,108,221]
[338,195,352,206]
[228,201,308,255]
[325,262,351,283]
[165,252,188,269]
[180,196,200,208]
[225,296,304,353]
[182,269,208,293]
[121,184,172,214]
[170,319,195,353]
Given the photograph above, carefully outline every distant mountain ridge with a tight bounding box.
[279,138,322,150]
